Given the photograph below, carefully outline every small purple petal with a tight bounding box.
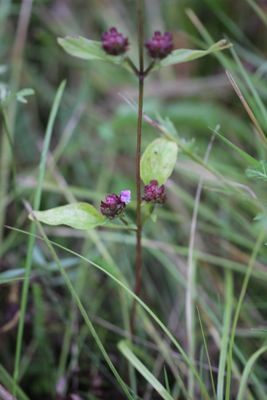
[120,190,131,204]
[105,194,118,205]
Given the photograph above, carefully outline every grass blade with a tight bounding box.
[225,228,266,400]
[8,225,211,400]
[237,345,267,400]
[13,80,66,394]
[196,308,216,399]
[26,206,134,400]
[118,340,173,400]
[216,271,233,400]
[0,364,29,400]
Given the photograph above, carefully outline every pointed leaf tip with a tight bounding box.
[157,39,232,69]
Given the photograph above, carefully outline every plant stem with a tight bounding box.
[144,60,155,77]
[130,0,145,335]
[125,56,139,76]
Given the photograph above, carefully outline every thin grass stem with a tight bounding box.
[216,270,233,400]
[186,133,215,396]
[225,228,266,399]
[7,224,211,400]
[12,81,66,395]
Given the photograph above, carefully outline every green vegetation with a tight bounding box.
[1,1,267,399]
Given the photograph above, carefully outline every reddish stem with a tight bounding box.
[130,0,145,335]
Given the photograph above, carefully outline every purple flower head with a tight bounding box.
[100,189,131,219]
[101,27,129,56]
[145,31,173,59]
[120,190,131,204]
[143,180,166,204]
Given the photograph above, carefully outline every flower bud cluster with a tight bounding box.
[143,180,166,204]
[101,27,129,55]
[100,190,131,219]
[145,31,173,59]
[100,182,166,219]
[102,28,173,59]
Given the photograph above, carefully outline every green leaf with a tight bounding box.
[30,202,106,230]
[57,36,130,69]
[118,340,173,400]
[237,345,267,400]
[58,37,106,60]
[140,138,178,184]
[16,88,34,103]
[214,129,259,167]
[157,39,231,69]
[246,161,267,181]
[0,87,34,105]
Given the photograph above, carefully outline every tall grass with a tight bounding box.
[1,0,267,399]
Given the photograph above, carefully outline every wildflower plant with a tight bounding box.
[31,2,230,337]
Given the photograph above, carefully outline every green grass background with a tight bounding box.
[1,0,267,399]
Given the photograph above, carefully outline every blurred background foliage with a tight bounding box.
[1,0,267,399]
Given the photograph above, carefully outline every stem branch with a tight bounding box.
[125,56,139,76]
